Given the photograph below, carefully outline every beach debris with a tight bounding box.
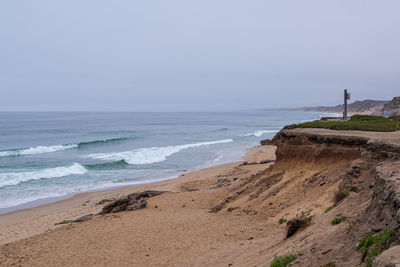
[98,190,166,214]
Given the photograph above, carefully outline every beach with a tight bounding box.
[0,145,276,261]
[1,127,400,266]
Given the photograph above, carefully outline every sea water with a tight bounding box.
[0,111,337,213]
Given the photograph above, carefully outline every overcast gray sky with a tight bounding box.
[0,0,399,111]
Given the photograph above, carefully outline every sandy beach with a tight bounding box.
[0,145,278,266]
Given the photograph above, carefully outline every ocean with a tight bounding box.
[0,111,336,213]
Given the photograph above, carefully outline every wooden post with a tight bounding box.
[343,89,348,120]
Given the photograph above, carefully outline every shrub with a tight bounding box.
[350,115,387,121]
[279,218,287,224]
[296,115,399,132]
[331,216,345,225]
[356,229,396,266]
[305,216,313,222]
[270,254,296,267]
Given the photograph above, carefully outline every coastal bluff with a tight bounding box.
[1,128,400,266]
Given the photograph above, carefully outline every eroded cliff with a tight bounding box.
[213,128,400,266]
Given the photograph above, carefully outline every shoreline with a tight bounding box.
[2,128,400,266]
[0,142,252,216]
[0,144,274,245]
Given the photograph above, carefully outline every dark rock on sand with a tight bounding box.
[99,190,166,214]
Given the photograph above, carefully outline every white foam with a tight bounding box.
[0,163,88,187]
[0,144,78,157]
[86,139,234,165]
[213,152,223,163]
[241,130,278,137]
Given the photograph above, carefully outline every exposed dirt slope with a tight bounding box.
[206,129,400,266]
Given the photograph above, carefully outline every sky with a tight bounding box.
[0,0,399,111]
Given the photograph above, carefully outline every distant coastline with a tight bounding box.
[266,97,400,117]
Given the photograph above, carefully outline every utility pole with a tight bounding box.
[343,89,350,120]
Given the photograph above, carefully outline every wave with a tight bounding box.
[0,137,131,157]
[0,163,88,188]
[86,139,234,165]
[77,137,130,148]
[241,130,279,137]
[213,152,223,163]
[214,128,229,132]
[84,160,129,170]
[0,144,78,157]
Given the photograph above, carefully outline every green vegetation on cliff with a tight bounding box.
[297,115,400,132]
[356,229,396,267]
[270,254,296,267]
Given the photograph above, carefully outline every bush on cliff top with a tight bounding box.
[297,115,400,132]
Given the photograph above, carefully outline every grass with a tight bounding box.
[296,115,400,132]
[270,254,296,267]
[305,216,313,222]
[331,216,345,225]
[356,229,396,267]
[279,218,287,224]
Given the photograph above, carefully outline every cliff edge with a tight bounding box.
[211,128,400,266]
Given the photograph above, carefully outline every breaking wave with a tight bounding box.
[241,130,279,137]
[0,137,131,157]
[84,160,129,170]
[0,144,78,157]
[0,163,88,188]
[86,139,234,165]
[77,137,130,148]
